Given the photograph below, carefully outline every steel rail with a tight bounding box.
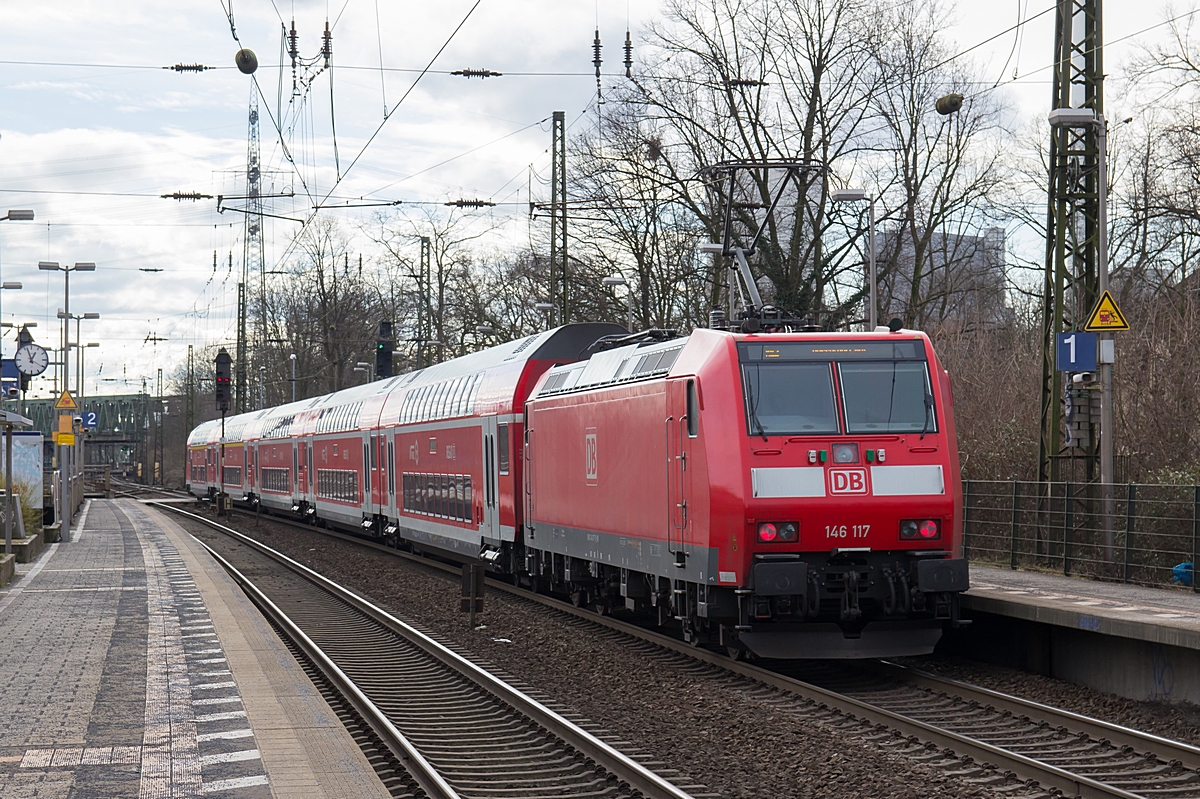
[152,502,698,799]
[199,541,460,799]
[875,661,1200,771]
[201,503,1181,799]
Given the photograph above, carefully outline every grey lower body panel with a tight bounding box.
[739,620,944,660]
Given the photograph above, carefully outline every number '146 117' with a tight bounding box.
[825,524,870,538]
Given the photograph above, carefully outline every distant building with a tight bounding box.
[877,226,1011,329]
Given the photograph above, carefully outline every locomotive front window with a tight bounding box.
[741,362,839,436]
[838,361,936,434]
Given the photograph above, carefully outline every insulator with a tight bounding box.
[624,30,633,78]
[169,63,210,73]
[445,199,496,209]
[726,78,767,88]
[288,20,299,66]
[450,68,503,79]
[161,191,213,201]
[593,29,603,103]
[593,29,603,75]
[322,20,332,66]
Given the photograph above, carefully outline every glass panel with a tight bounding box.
[839,361,936,434]
[498,424,509,474]
[741,363,839,436]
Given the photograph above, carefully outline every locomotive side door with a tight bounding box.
[666,378,695,563]
[481,416,500,543]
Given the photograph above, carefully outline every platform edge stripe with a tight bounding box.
[199,749,261,766]
[202,775,270,793]
[197,728,256,742]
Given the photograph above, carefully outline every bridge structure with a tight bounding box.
[18,393,152,479]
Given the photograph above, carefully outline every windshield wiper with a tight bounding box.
[745,376,769,442]
[919,391,935,440]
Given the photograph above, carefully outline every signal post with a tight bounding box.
[215,348,232,515]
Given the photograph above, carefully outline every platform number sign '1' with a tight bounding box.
[1056,331,1097,372]
[82,411,98,429]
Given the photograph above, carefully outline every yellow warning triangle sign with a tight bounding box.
[54,389,78,410]
[1084,290,1130,332]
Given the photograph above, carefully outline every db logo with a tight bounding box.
[829,468,868,495]
[584,429,598,484]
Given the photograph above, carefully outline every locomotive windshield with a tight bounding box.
[738,340,935,436]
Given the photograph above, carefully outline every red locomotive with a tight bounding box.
[188,322,968,658]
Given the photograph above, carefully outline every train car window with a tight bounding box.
[429,437,437,454]
[370,436,377,468]
[420,385,434,421]
[466,374,482,413]
[839,361,936,434]
[388,442,395,495]
[741,362,839,436]
[364,444,371,493]
[498,424,510,474]
[656,348,682,373]
[686,381,698,438]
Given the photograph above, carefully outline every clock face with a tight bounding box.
[15,344,48,377]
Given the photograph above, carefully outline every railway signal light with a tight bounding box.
[376,321,393,379]
[215,348,232,412]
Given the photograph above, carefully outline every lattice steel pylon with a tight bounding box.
[1038,0,1103,484]
[239,87,265,414]
[548,111,568,324]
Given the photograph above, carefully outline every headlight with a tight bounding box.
[832,444,859,464]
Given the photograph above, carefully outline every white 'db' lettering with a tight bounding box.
[585,430,598,484]
[829,468,868,495]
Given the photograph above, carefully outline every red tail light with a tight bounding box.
[900,519,941,540]
[758,522,799,543]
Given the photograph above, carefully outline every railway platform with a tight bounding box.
[954,565,1200,704]
[0,498,390,799]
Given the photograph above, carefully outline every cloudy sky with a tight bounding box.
[0,0,1179,399]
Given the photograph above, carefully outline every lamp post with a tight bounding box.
[258,365,266,410]
[534,302,555,331]
[602,274,634,332]
[0,210,33,364]
[474,324,494,352]
[59,311,99,397]
[77,342,99,399]
[289,353,297,403]
[38,261,96,394]
[830,189,877,330]
[353,361,371,383]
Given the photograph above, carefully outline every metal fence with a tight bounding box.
[962,481,1200,591]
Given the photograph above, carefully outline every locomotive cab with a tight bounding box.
[732,331,969,658]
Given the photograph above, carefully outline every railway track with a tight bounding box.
[157,503,707,799]
[167,500,1200,799]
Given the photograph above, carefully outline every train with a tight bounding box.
[187,322,969,659]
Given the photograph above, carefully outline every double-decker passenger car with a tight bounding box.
[188,322,968,658]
